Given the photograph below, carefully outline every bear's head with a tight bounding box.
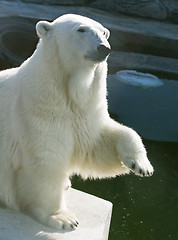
[36,14,111,66]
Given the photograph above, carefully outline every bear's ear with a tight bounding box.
[36,21,52,38]
[105,28,110,40]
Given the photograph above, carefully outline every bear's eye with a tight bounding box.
[77,27,86,33]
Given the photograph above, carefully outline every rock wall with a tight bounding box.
[21,0,178,21]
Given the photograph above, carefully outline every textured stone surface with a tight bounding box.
[21,0,94,5]
[108,51,178,79]
[19,0,178,21]
[0,188,112,240]
[91,0,168,20]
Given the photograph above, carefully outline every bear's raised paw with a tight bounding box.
[122,153,154,177]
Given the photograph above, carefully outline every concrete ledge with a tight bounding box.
[0,188,112,240]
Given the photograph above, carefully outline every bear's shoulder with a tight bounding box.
[0,67,19,81]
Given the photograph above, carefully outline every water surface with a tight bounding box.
[72,140,178,240]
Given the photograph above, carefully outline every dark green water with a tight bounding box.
[72,140,178,240]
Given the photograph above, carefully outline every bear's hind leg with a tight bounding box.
[17,168,78,230]
[29,194,79,230]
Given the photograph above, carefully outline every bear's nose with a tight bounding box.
[97,44,111,59]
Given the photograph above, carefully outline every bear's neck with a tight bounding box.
[20,40,107,110]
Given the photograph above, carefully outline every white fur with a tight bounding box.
[0,14,153,230]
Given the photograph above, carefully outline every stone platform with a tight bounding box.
[0,188,112,240]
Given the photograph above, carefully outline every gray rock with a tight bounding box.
[21,0,94,5]
[108,51,178,79]
[91,0,168,20]
[19,0,178,21]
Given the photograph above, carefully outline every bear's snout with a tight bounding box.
[85,43,111,62]
[97,44,111,61]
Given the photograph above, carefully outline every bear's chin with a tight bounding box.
[85,55,109,63]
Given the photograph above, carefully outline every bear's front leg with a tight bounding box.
[77,119,153,179]
[17,166,78,230]
[115,121,154,177]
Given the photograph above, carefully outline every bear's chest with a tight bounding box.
[70,108,102,149]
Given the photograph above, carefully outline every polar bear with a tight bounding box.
[0,14,153,230]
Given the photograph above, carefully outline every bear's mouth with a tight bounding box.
[86,54,110,63]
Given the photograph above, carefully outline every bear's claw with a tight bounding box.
[47,211,79,230]
[122,156,154,177]
[131,162,136,170]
